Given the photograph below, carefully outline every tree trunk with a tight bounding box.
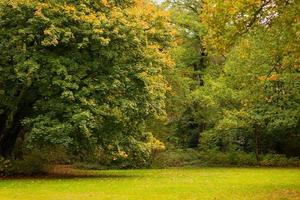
[254,124,260,163]
[0,83,36,158]
[193,47,207,86]
[0,109,23,158]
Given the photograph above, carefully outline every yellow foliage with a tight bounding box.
[269,74,279,81]
[101,0,109,7]
[258,75,266,81]
[62,4,76,13]
[147,135,165,152]
[258,74,279,81]
[118,150,128,158]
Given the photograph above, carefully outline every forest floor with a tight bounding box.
[0,167,300,200]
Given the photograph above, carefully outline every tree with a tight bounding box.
[166,0,206,84]
[0,0,174,161]
[198,0,300,158]
[201,0,296,57]
[158,0,209,148]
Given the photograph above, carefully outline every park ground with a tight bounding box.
[0,167,300,200]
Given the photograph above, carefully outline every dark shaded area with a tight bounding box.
[0,172,139,180]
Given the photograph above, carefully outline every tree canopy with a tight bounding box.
[0,0,299,169]
[0,0,174,164]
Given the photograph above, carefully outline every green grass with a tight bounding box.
[0,168,300,200]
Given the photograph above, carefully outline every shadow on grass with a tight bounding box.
[0,165,141,180]
[0,173,140,180]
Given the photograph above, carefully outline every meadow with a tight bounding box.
[0,168,300,200]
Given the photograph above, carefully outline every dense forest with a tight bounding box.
[0,0,299,174]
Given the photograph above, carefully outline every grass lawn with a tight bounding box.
[0,168,300,200]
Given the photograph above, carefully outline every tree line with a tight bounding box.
[0,0,299,170]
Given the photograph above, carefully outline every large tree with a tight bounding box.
[0,0,174,160]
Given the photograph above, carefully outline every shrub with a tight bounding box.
[73,162,108,170]
[40,146,70,164]
[235,152,257,166]
[152,148,201,168]
[260,154,300,167]
[204,151,257,166]
[93,133,166,169]
[3,151,46,176]
[0,157,11,175]
[4,160,43,176]
[152,149,259,168]
[112,146,151,169]
[287,157,300,166]
[23,146,71,164]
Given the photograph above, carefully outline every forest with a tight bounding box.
[0,1,300,199]
[0,0,299,175]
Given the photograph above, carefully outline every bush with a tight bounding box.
[287,157,300,166]
[91,133,166,169]
[260,154,300,167]
[40,147,70,164]
[111,147,151,169]
[23,146,71,164]
[0,157,11,175]
[152,148,201,168]
[197,150,229,166]
[73,162,108,170]
[152,149,259,168]
[4,160,44,176]
[235,152,257,166]
[2,151,46,176]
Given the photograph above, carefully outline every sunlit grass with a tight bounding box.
[0,168,300,200]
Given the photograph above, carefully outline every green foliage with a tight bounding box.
[152,148,200,168]
[197,151,258,166]
[25,146,71,164]
[172,0,300,159]
[4,159,44,176]
[73,162,107,170]
[0,0,299,170]
[260,154,300,167]
[0,0,174,161]
[152,149,258,167]
[97,132,165,168]
[3,152,45,176]
[152,149,300,168]
[0,157,11,175]
[158,0,208,148]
